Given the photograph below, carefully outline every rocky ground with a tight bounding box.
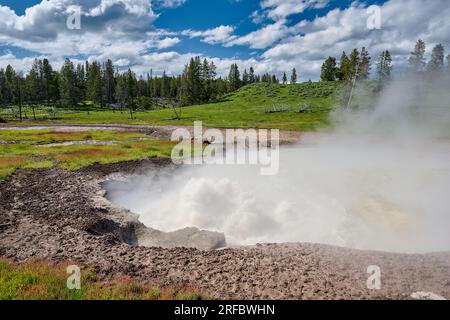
[1,159,449,300]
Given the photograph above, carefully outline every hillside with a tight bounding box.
[1,82,343,131]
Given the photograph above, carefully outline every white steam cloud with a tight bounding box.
[106,75,450,253]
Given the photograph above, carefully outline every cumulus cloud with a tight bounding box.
[261,0,450,79]
[225,19,288,49]
[261,0,330,20]
[156,37,181,49]
[182,25,236,45]
[0,0,449,82]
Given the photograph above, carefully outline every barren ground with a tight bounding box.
[1,158,449,300]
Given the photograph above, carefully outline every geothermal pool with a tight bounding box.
[105,137,450,254]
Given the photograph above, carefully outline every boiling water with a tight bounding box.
[106,138,450,253]
[106,78,450,253]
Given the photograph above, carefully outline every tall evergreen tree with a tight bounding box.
[9,68,24,121]
[349,48,360,80]
[359,47,371,80]
[320,57,337,81]
[182,57,203,105]
[282,72,287,84]
[271,75,278,84]
[408,39,426,74]
[249,67,256,83]
[376,50,393,85]
[337,51,351,81]
[75,63,86,102]
[242,69,249,86]
[42,58,57,105]
[104,59,115,104]
[14,75,24,121]
[290,68,297,84]
[147,69,154,99]
[115,69,137,119]
[25,62,41,119]
[86,61,104,107]
[228,63,241,91]
[0,69,8,106]
[426,44,445,75]
[59,59,78,107]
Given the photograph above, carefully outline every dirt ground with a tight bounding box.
[1,159,449,300]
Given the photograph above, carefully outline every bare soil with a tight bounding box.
[1,159,449,300]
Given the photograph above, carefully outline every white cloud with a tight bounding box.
[261,0,330,20]
[155,0,187,9]
[260,0,450,80]
[182,25,236,44]
[0,0,449,83]
[157,37,181,49]
[225,19,288,49]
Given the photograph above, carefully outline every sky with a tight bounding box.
[0,0,449,81]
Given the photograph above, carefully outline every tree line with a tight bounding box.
[0,55,299,120]
[320,40,450,84]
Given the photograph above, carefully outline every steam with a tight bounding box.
[106,76,450,253]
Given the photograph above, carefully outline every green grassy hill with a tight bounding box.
[1,82,344,131]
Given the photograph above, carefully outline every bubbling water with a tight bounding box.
[106,139,450,253]
[106,78,450,253]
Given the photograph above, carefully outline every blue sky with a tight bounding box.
[0,0,448,80]
[3,0,382,61]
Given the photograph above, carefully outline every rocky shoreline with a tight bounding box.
[1,158,449,300]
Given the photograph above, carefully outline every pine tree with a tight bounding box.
[1,66,13,106]
[320,57,337,81]
[104,59,115,104]
[59,60,78,107]
[115,69,137,119]
[147,69,154,99]
[376,50,393,85]
[182,57,203,105]
[359,47,371,80]
[290,68,297,84]
[115,74,126,111]
[75,63,86,102]
[14,74,25,121]
[426,44,445,75]
[25,62,41,120]
[0,69,8,107]
[349,48,360,80]
[282,72,287,84]
[242,69,249,86]
[42,58,57,105]
[86,61,104,107]
[271,75,278,84]
[249,67,256,83]
[408,39,426,74]
[7,66,24,121]
[337,51,351,81]
[228,63,241,91]
[137,75,148,97]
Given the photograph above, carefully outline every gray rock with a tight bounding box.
[137,227,226,251]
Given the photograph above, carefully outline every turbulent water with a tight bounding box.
[105,139,450,253]
[106,78,450,253]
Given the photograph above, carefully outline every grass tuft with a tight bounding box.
[0,259,207,300]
